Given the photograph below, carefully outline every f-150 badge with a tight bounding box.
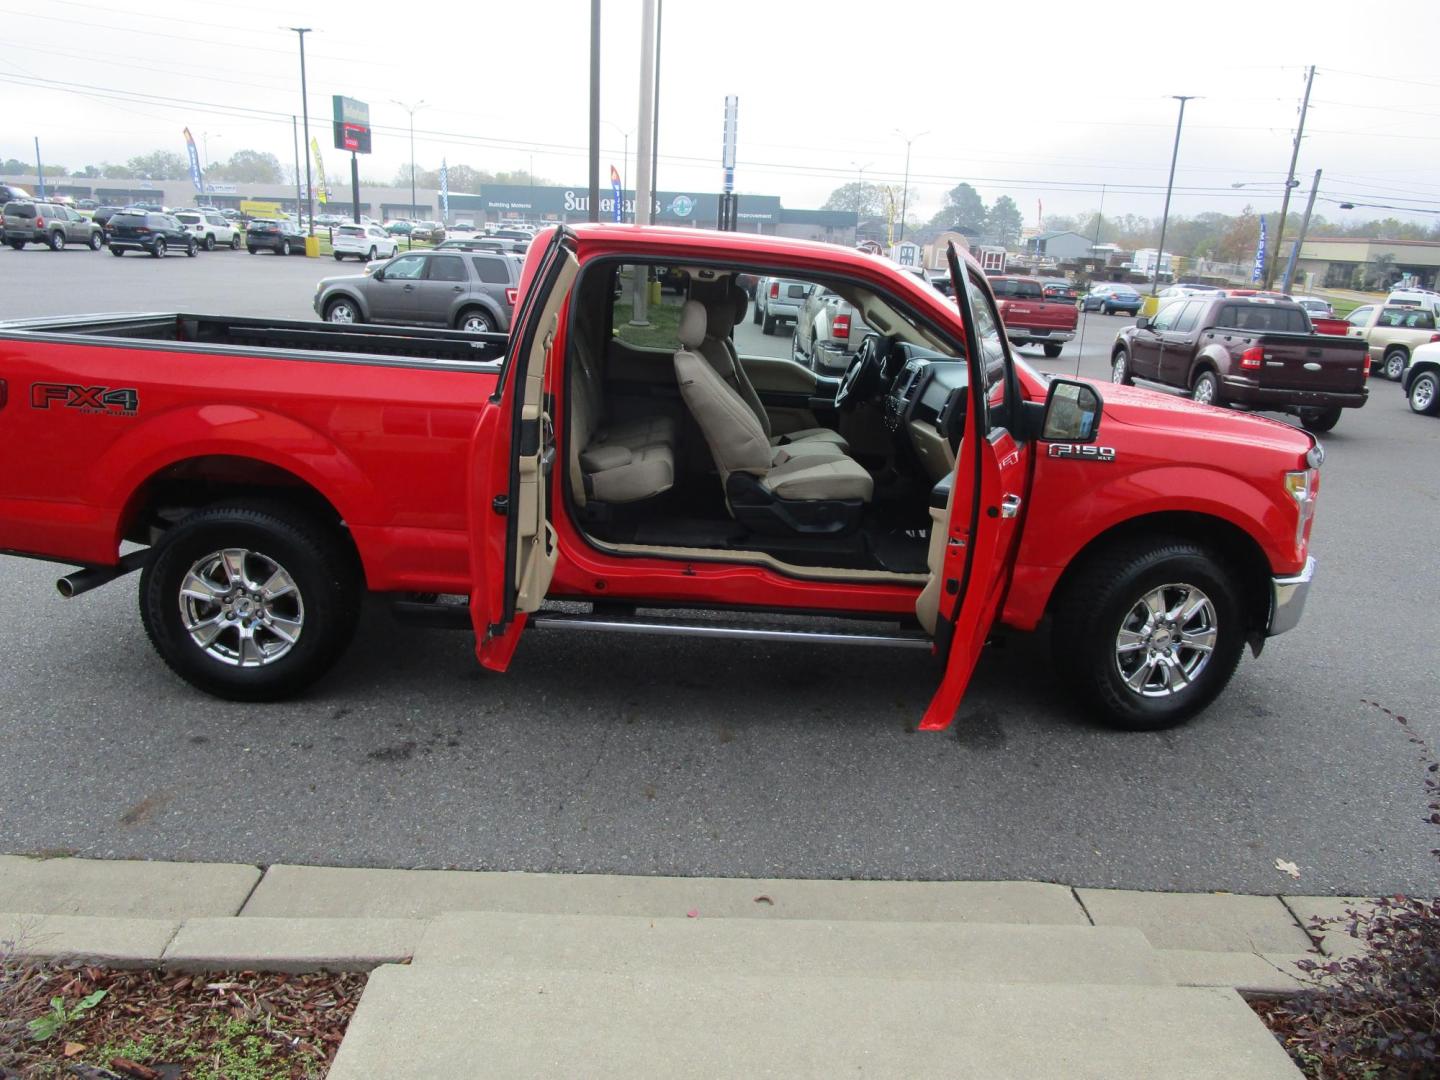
[1048,444,1115,461]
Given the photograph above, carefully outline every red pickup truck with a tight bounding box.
[988,276,1080,358]
[0,227,1321,732]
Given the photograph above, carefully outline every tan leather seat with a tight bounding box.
[707,286,849,451]
[675,300,872,509]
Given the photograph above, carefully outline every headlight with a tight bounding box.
[1284,469,1319,552]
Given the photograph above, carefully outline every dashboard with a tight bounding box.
[879,342,968,483]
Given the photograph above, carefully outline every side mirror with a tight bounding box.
[1135,315,1151,330]
[371,267,385,280]
[1041,379,1103,443]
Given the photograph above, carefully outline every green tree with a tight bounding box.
[986,196,1024,246]
[1364,252,1398,291]
[125,150,187,180]
[822,181,888,219]
[928,182,987,234]
[209,149,283,184]
[74,165,103,178]
[445,164,485,193]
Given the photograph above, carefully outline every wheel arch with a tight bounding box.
[323,289,370,320]
[1403,357,1440,392]
[455,299,503,328]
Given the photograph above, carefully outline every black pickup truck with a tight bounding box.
[1110,295,1368,432]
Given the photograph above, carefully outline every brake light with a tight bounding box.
[1430,334,1440,343]
[505,288,518,306]
[34,216,44,228]
[1240,346,1264,371]
[833,314,850,340]
[769,281,779,299]
[1363,355,1371,379]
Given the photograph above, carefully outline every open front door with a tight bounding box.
[919,245,1032,730]
[469,229,580,671]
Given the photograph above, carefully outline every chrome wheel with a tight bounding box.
[1111,352,1128,383]
[1113,583,1217,698]
[460,313,492,333]
[1192,373,1217,405]
[1384,351,1405,380]
[178,548,304,667]
[327,300,357,324]
[1411,372,1438,414]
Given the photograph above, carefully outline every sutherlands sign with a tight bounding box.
[470,184,780,224]
[332,96,371,155]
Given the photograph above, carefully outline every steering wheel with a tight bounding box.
[834,333,885,410]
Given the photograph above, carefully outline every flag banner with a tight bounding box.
[440,159,449,219]
[1252,217,1267,284]
[182,128,204,194]
[610,165,622,223]
[310,137,328,205]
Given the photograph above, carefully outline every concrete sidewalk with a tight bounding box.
[1,854,1376,1077]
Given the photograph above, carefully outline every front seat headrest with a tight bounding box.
[678,299,708,348]
[730,284,748,327]
[704,296,734,339]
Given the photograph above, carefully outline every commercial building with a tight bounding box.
[1024,230,1094,261]
[0,174,856,243]
[1288,236,1440,290]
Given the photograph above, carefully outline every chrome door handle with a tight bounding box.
[1000,494,1022,518]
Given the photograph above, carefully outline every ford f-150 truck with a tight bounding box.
[989,276,1079,357]
[0,226,1321,732]
[1111,294,1368,433]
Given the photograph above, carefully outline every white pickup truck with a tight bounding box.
[752,277,813,335]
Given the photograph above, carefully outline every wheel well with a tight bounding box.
[1047,512,1273,635]
[456,303,497,325]
[119,455,364,583]
[324,291,362,314]
[1383,344,1409,358]
[1190,361,1218,386]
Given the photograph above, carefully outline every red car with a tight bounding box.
[0,226,1320,732]
[988,275,1079,357]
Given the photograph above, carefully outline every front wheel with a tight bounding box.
[248,247,257,254]
[1409,371,1440,415]
[1051,536,1245,730]
[1191,369,1221,406]
[88,232,103,251]
[368,246,377,261]
[204,235,216,252]
[1111,348,1132,385]
[151,238,166,258]
[1298,406,1341,433]
[333,252,344,261]
[752,303,762,326]
[457,310,493,334]
[279,239,291,256]
[185,240,197,257]
[1383,348,1407,381]
[48,231,64,251]
[138,501,361,701]
[231,234,241,250]
[110,247,125,257]
[325,297,361,324]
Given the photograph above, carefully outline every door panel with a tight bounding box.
[1128,325,1162,379]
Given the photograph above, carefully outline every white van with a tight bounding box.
[1386,288,1440,316]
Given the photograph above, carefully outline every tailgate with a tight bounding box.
[1002,301,1076,331]
[1256,334,1368,391]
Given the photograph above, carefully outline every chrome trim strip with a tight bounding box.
[1267,556,1316,637]
[530,614,933,649]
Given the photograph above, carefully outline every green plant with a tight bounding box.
[26,989,106,1041]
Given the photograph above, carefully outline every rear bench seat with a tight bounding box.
[569,340,675,505]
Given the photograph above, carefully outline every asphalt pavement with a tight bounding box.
[0,246,1436,896]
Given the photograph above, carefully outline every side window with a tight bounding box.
[427,255,466,282]
[965,273,1010,424]
[472,256,511,284]
[611,264,682,352]
[1347,306,1372,327]
[1172,301,1202,333]
[383,254,427,280]
[1150,301,1183,332]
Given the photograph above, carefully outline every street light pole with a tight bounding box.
[1152,95,1195,296]
[1264,64,1316,291]
[284,27,315,237]
[392,99,425,249]
[1282,168,1322,294]
[894,130,927,244]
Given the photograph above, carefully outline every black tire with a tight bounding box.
[325,297,362,324]
[1191,369,1221,407]
[248,247,257,255]
[7,239,24,251]
[1298,406,1341,433]
[1111,347,1133,385]
[1382,348,1407,381]
[1102,303,1114,315]
[88,231,103,251]
[204,235,216,252]
[1408,370,1440,415]
[752,303,762,326]
[279,239,291,256]
[231,234,241,250]
[367,246,377,261]
[185,240,197,257]
[138,500,361,702]
[333,252,345,261]
[1043,343,1063,358]
[151,238,166,258]
[762,313,777,335]
[1050,535,1246,731]
[110,247,124,257]
[456,309,493,333]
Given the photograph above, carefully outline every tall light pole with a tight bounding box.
[392,98,425,248]
[602,121,632,221]
[631,0,657,326]
[284,27,315,236]
[1152,95,1196,296]
[894,129,927,244]
[1264,64,1316,290]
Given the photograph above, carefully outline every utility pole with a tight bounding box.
[285,27,315,236]
[630,0,656,326]
[894,129,927,244]
[1264,64,1315,290]
[588,0,600,224]
[1152,95,1195,296]
[33,137,44,198]
[651,0,662,203]
[350,151,360,226]
[392,99,425,248]
[291,116,302,223]
[1281,168,1322,294]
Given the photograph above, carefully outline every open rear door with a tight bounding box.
[469,228,580,670]
[919,245,1032,730]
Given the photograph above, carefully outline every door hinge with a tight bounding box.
[492,494,510,515]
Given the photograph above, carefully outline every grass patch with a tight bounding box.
[612,295,683,350]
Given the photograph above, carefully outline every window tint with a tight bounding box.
[427,255,466,282]
[1172,301,1203,333]
[1150,300,1184,332]
[966,273,1010,422]
[1214,304,1306,333]
[338,226,364,237]
[383,254,427,280]
[1347,306,1373,326]
[991,278,1044,299]
[175,213,201,224]
[471,256,511,284]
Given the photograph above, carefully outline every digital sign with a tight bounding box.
[332,95,371,155]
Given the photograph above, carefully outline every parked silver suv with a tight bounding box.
[313,249,521,333]
[2,200,103,251]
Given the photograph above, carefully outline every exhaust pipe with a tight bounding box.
[56,549,150,599]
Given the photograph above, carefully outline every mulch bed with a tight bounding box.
[0,964,366,1079]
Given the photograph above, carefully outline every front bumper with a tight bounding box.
[1267,556,1316,636]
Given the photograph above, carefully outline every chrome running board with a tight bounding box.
[529,612,933,650]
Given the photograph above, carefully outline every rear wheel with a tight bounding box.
[762,313,777,335]
[1043,343,1063,358]
[753,303,762,326]
[279,239,291,256]
[333,252,344,261]
[48,231,64,251]
[139,501,361,701]
[457,309,493,333]
[230,234,241,250]
[1298,406,1341,433]
[204,235,216,252]
[367,246,377,261]
[151,237,166,258]
[88,232,103,251]
[110,247,124,257]
[7,240,24,251]
[185,239,197,257]
[1191,369,1221,406]
[1383,348,1407,381]
[1051,536,1245,730]
[248,247,257,254]
[1409,371,1440,415]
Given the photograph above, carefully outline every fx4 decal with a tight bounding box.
[31,383,139,416]
[1048,443,1115,461]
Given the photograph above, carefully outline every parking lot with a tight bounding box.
[1,247,1436,896]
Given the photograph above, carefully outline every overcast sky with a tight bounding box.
[3,0,1438,229]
